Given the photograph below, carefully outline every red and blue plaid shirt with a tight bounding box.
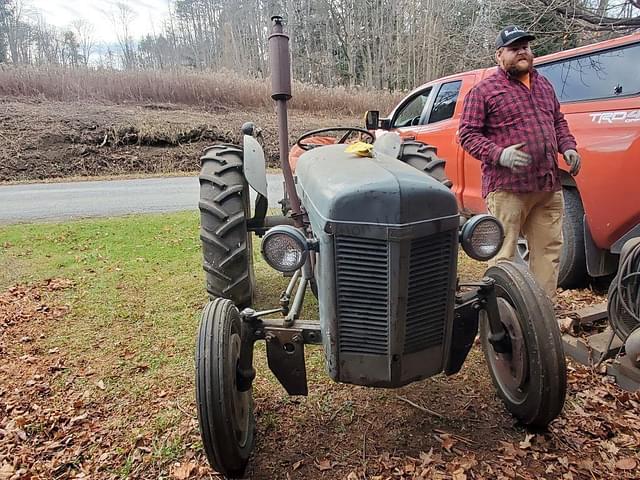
[459,68,577,198]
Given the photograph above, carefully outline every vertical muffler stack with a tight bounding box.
[269,15,302,222]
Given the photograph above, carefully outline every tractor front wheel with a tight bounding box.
[480,261,567,428]
[195,299,255,478]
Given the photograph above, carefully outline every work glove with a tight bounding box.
[563,149,581,176]
[499,143,531,171]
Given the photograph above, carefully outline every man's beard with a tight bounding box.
[507,56,532,76]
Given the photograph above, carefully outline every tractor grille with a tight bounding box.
[336,236,389,355]
[404,231,455,354]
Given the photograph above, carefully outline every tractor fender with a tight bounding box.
[243,135,268,198]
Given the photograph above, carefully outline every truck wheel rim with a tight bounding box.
[229,332,251,447]
[487,298,528,403]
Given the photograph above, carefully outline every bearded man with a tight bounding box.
[459,25,581,300]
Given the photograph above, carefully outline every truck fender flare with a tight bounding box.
[243,135,268,198]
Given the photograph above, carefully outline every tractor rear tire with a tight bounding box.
[399,140,453,188]
[199,144,254,308]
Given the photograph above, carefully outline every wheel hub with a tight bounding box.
[487,298,528,401]
[230,333,251,447]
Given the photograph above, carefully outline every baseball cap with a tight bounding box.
[495,25,536,49]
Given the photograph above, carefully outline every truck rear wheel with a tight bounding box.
[558,188,587,289]
[399,140,453,188]
[199,144,254,308]
[515,188,588,289]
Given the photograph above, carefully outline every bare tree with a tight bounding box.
[538,0,640,30]
[1,0,30,63]
[108,1,137,69]
[70,19,95,66]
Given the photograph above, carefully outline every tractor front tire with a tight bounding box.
[199,144,254,308]
[196,299,255,478]
[480,261,567,428]
[399,140,453,188]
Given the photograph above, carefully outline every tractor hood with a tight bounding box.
[295,144,458,227]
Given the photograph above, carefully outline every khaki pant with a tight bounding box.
[486,190,564,300]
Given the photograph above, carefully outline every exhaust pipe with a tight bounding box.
[269,15,303,226]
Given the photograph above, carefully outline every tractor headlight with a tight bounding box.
[460,214,504,261]
[261,226,309,272]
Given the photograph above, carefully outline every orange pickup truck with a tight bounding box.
[366,32,640,288]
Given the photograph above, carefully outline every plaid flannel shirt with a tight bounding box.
[459,68,577,198]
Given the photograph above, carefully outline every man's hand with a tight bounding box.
[563,149,581,176]
[499,143,531,171]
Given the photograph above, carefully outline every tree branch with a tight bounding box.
[538,0,640,29]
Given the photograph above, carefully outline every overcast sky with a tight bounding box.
[29,0,170,42]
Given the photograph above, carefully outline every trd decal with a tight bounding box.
[590,110,640,124]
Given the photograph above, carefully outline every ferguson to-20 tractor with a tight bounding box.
[195,17,567,478]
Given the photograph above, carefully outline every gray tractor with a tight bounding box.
[195,16,566,479]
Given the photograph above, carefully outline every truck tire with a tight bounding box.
[558,188,587,289]
[199,144,254,308]
[399,140,453,188]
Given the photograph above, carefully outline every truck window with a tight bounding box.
[428,80,462,124]
[393,88,432,128]
[537,42,640,103]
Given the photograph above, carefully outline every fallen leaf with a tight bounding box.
[558,317,574,333]
[171,461,197,479]
[519,433,534,450]
[292,460,303,471]
[96,380,106,390]
[316,459,332,471]
[0,463,14,480]
[439,434,456,452]
[419,449,434,466]
[70,413,88,425]
[615,457,637,470]
[452,468,467,480]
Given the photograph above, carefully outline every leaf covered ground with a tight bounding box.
[0,212,639,480]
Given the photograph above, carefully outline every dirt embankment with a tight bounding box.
[0,98,359,182]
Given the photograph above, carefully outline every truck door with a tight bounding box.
[416,79,466,206]
[458,72,490,215]
[389,87,434,141]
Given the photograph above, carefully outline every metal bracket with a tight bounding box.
[265,328,309,395]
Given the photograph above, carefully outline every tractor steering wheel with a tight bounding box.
[295,127,375,151]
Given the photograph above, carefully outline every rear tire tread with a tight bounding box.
[399,140,453,188]
[199,144,253,307]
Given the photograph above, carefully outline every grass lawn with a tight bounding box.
[1,212,637,480]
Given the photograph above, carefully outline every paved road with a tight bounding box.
[0,175,284,224]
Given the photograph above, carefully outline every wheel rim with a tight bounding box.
[485,297,529,404]
[229,332,251,447]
